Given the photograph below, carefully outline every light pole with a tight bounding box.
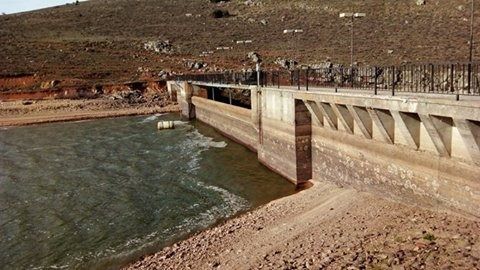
[469,0,475,63]
[339,12,366,68]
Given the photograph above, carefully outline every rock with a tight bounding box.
[158,70,169,79]
[388,49,394,54]
[275,58,298,70]
[260,19,268,25]
[184,60,207,70]
[40,80,60,89]
[21,100,33,105]
[416,0,426,6]
[247,52,262,63]
[144,40,174,54]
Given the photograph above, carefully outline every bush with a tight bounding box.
[212,9,230,18]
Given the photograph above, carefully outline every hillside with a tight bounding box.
[0,0,478,91]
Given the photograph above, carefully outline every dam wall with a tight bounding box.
[192,96,258,152]
[292,89,480,215]
[169,81,480,216]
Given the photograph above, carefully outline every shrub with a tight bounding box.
[212,9,230,18]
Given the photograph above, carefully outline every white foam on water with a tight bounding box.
[140,113,166,123]
[179,129,228,172]
[59,126,234,268]
[188,129,227,149]
[156,180,249,247]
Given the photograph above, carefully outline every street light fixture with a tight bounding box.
[339,12,366,68]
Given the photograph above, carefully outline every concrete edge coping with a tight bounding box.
[191,81,255,90]
[261,86,480,109]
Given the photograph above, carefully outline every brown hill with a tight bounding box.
[0,0,478,91]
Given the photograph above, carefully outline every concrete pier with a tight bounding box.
[170,81,480,216]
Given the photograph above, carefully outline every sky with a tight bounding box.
[0,0,85,14]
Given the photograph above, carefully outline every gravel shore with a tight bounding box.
[126,181,480,270]
[0,99,180,126]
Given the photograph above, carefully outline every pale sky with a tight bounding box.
[0,0,86,14]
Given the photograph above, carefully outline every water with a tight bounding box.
[0,114,295,269]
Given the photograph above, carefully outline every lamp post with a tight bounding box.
[339,12,366,68]
[469,0,475,63]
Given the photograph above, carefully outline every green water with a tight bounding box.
[0,114,295,269]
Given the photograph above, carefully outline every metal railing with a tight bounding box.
[175,62,480,98]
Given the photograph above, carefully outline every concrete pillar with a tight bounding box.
[166,81,178,102]
[178,81,195,119]
[251,86,261,132]
[294,100,312,184]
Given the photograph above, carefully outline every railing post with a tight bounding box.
[340,67,344,88]
[450,64,455,93]
[297,69,301,90]
[467,63,472,94]
[229,89,232,104]
[391,66,395,96]
[430,64,434,92]
[374,66,378,95]
[306,67,310,91]
[351,66,354,88]
[277,72,280,88]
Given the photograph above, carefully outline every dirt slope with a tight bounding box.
[126,181,480,270]
[0,0,479,90]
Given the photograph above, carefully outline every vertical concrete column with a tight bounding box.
[178,81,195,119]
[295,100,312,184]
[166,81,178,102]
[250,86,262,143]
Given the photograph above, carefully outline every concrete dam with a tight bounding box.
[167,80,480,217]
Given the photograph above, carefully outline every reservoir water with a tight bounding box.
[0,114,295,269]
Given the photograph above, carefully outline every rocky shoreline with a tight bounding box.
[126,181,480,270]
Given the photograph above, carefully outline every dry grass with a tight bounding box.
[0,0,478,89]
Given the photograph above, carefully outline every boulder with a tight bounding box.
[144,40,174,54]
[184,60,207,70]
[247,52,262,63]
[274,58,298,70]
[416,0,426,6]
